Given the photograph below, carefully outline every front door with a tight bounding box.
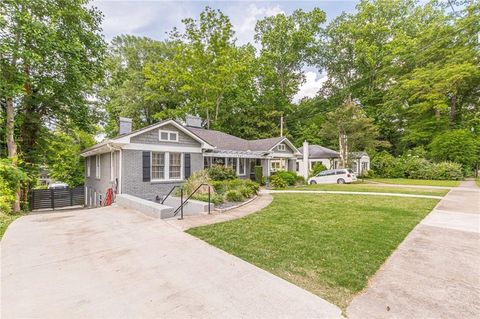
[250,159,261,180]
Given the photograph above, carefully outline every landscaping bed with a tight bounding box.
[188,193,440,310]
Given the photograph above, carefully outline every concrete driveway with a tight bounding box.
[1,206,341,318]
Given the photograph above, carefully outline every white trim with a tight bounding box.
[113,120,214,149]
[159,129,179,142]
[110,152,114,182]
[269,137,301,155]
[122,143,203,153]
[95,154,101,179]
[118,149,123,193]
[86,157,91,177]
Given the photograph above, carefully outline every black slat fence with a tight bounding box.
[30,186,84,210]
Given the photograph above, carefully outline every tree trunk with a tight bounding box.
[6,96,21,212]
[450,94,457,124]
[339,133,348,169]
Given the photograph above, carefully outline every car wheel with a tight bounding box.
[337,178,345,184]
[310,180,317,185]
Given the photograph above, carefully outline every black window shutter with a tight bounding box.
[184,153,191,179]
[142,152,151,182]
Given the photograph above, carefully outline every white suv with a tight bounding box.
[308,169,357,184]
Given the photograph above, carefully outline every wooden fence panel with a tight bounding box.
[30,186,84,210]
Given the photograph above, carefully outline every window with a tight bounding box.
[277,144,286,151]
[151,152,165,180]
[169,153,182,179]
[159,130,178,142]
[362,162,368,172]
[226,158,237,172]
[95,155,101,179]
[239,158,246,175]
[204,157,211,169]
[86,157,91,177]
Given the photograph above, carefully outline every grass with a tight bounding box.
[188,193,439,310]
[365,178,460,187]
[476,178,480,188]
[0,212,22,240]
[292,183,448,196]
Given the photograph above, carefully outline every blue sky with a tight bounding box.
[92,0,360,100]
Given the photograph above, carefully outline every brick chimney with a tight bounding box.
[119,117,132,135]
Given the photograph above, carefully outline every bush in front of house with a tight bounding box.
[427,162,464,180]
[182,169,260,204]
[254,165,264,185]
[269,174,288,189]
[270,170,304,188]
[207,165,236,181]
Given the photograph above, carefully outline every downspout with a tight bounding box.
[107,143,123,195]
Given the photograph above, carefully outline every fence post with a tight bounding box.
[51,188,55,210]
[70,188,73,206]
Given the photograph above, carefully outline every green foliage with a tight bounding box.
[269,174,288,189]
[254,166,264,185]
[310,163,327,177]
[225,190,245,202]
[371,153,464,180]
[183,169,259,204]
[271,171,299,186]
[429,130,479,171]
[207,165,236,181]
[0,159,29,214]
[46,130,95,187]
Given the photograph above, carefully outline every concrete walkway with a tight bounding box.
[347,180,480,319]
[1,204,341,319]
[165,193,273,231]
[265,189,444,199]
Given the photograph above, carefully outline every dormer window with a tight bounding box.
[159,130,179,142]
[277,144,286,151]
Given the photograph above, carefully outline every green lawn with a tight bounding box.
[0,212,22,240]
[188,193,439,310]
[293,183,448,196]
[365,178,461,187]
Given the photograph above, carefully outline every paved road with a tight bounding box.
[348,180,480,319]
[1,205,341,319]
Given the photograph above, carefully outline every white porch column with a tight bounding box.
[302,141,309,180]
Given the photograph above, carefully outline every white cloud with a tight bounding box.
[293,72,327,103]
[231,4,284,45]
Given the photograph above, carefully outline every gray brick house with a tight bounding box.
[81,116,300,206]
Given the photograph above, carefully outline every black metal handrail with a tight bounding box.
[172,183,211,220]
[160,185,180,204]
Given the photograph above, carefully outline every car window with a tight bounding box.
[347,169,354,173]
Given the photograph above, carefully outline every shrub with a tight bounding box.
[225,190,245,202]
[429,129,479,171]
[192,193,224,205]
[270,174,288,189]
[254,165,264,185]
[207,165,236,181]
[181,170,211,196]
[429,162,463,180]
[0,159,29,214]
[310,163,327,177]
[371,151,400,178]
[270,171,298,186]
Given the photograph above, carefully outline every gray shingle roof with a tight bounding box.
[188,127,286,152]
[299,145,340,159]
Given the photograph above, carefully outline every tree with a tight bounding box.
[46,130,96,187]
[255,8,326,136]
[320,98,381,168]
[100,35,175,137]
[0,0,106,209]
[145,7,251,129]
[429,129,479,171]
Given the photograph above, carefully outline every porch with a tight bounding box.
[203,151,297,181]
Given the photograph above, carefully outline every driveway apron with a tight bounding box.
[348,180,480,319]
